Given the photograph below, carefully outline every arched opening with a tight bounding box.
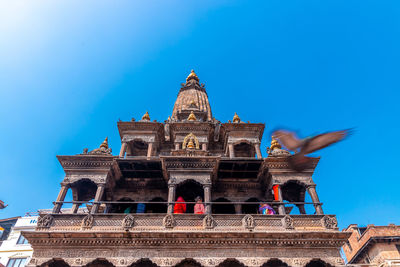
[110,197,136,213]
[305,259,333,267]
[175,180,204,214]
[281,181,307,214]
[212,198,236,214]
[233,142,255,158]
[85,259,114,267]
[242,197,260,214]
[217,259,245,267]
[131,259,158,267]
[66,179,98,213]
[147,197,167,213]
[128,140,149,157]
[175,259,203,267]
[42,259,70,267]
[261,259,289,267]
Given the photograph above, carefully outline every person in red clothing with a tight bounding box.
[194,196,205,214]
[173,196,186,214]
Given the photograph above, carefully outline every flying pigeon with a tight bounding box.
[272,129,350,171]
[0,200,8,209]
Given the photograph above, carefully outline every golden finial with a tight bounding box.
[100,137,108,149]
[232,112,241,123]
[187,111,197,121]
[186,69,199,82]
[269,136,281,151]
[141,111,150,121]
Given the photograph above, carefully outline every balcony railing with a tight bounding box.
[37,201,337,232]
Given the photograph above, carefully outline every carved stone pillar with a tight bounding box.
[71,203,80,214]
[234,204,242,214]
[307,184,323,215]
[255,143,262,159]
[175,143,180,150]
[203,184,211,214]
[119,142,128,158]
[91,183,106,214]
[202,143,207,151]
[52,184,69,213]
[167,180,176,214]
[147,142,154,159]
[228,143,235,158]
[276,185,286,215]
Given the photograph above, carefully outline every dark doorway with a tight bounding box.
[175,180,204,214]
[242,197,260,214]
[212,198,236,214]
[110,197,136,213]
[147,197,167,213]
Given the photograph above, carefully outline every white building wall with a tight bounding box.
[0,216,38,267]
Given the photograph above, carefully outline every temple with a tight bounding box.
[23,70,350,267]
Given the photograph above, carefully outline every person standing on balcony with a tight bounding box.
[194,196,205,214]
[174,196,186,214]
[259,203,276,215]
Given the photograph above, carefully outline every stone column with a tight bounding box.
[119,142,128,158]
[167,179,176,214]
[91,183,106,214]
[71,202,80,214]
[228,143,235,158]
[203,184,211,214]
[234,204,242,214]
[255,143,262,159]
[307,184,323,215]
[147,142,154,159]
[202,143,207,151]
[276,185,286,215]
[52,184,69,213]
[175,143,180,150]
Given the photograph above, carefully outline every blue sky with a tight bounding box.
[1,0,399,228]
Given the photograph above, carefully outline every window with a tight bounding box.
[16,235,28,245]
[6,258,27,267]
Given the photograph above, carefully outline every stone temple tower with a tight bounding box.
[24,70,350,267]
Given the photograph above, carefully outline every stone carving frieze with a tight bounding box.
[227,137,259,145]
[195,258,226,267]
[64,174,107,184]
[122,135,155,143]
[242,215,255,230]
[152,258,183,267]
[322,215,338,229]
[37,214,54,228]
[169,172,212,185]
[282,215,294,229]
[81,214,94,229]
[122,214,135,230]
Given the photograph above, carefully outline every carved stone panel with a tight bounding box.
[163,214,175,228]
[37,214,54,229]
[322,215,338,229]
[203,214,215,229]
[282,215,294,229]
[81,214,94,229]
[242,215,255,230]
[122,214,135,230]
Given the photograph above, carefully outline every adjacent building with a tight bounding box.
[0,216,38,267]
[342,224,400,266]
[23,70,350,267]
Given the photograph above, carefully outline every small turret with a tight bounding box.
[186,69,199,82]
[141,111,151,121]
[233,112,241,123]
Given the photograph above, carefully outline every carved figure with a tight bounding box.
[203,214,215,229]
[82,214,94,229]
[322,215,338,229]
[182,133,200,149]
[242,215,255,229]
[282,215,294,229]
[122,214,135,230]
[163,214,175,228]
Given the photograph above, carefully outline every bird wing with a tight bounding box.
[272,130,302,151]
[302,130,349,154]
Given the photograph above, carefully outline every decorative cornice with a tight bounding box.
[57,155,116,171]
